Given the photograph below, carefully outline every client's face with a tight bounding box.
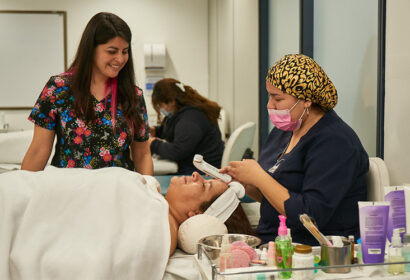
[165,172,228,214]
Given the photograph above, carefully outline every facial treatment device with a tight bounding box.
[193,154,231,183]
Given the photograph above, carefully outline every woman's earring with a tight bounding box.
[306,107,310,116]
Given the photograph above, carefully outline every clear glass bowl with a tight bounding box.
[198,234,261,266]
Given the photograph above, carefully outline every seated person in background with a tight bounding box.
[149,78,224,175]
[221,54,369,246]
[0,168,252,279]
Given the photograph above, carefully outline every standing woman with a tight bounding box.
[21,12,153,174]
[149,78,224,175]
[221,54,369,245]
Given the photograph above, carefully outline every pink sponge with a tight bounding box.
[230,241,256,260]
[230,249,251,268]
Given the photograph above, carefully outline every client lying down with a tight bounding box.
[0,167,252,280]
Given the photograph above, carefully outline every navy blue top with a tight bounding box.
[151,106,224,175]
[257,110,369,245]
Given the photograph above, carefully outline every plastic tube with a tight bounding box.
[358,201,390,263]
[384,186,409,242]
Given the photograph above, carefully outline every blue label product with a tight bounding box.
[384,186,407,242]
[358,201,390,263]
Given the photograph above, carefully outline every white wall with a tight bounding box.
[314,0,378,156]
[269,0,300,65]
[384,0,410,185]
[268,0,300,131]
[0,0,260,152]
[0,0,208,129]
[209,0,259,155]
[0,12,65,108]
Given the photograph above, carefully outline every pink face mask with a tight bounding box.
[268,100,306,131]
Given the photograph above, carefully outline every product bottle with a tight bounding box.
[275,215,292,279]
[292,244,314,280]
[348,235,355,264]
[402,233,410,272]
[260,247,268,262]
[267,241,275,266]
[219,235,232,272]
[356,238,363,264]
[388,228,405,275]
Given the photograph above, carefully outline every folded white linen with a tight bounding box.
[0,166,170,280]
[164,250,207,280]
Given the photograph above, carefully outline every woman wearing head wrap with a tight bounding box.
[221,54,369,245]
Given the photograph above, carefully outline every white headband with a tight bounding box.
[175,82,185,92]
[204,181,245,223]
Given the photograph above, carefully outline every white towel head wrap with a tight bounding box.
[204,181,245,223]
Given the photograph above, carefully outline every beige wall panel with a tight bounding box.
[384,0,410,184]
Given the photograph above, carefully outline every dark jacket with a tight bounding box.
[257,110,369,245]
[151,106,224,175]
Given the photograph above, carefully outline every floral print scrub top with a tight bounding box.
[29,74,149,170]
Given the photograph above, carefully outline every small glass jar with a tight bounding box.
[403,233,410,272]
[292,244,314,280]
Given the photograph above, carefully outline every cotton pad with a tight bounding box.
[231,249,251,268]
[230,241,256,260]
[332,236,344,247]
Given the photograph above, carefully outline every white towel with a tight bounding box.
[0,167,170,280]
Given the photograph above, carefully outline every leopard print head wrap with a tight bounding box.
[266,54,337,111]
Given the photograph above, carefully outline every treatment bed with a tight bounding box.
[0,165,260,280]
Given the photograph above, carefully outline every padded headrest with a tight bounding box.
[178,214,227,254]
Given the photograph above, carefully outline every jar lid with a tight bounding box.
[294,244,312,254]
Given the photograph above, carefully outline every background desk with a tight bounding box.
[0,159,179,175]
[0,130,179,174]
[153,157,178,175]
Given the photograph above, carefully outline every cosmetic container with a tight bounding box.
[358,201,390,263]
[384,187,407,242]
[388,228,405,275]
[275,215,292,279]
[260,247,268,261]
[266,241,275,266]
[292,244,314,280]
[348,235,355,264]
[356,238,363,264]
[402,233,410,272]
[219,235,232,272]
